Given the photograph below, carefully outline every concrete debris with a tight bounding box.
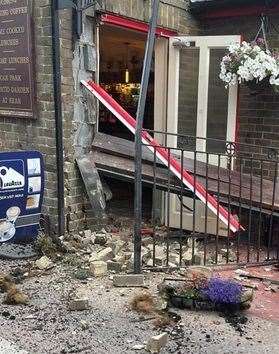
[80,320,90,330]
[113,274,145,287]
[132,344,145,350]
[68,287,91,311]
[270,285,279,293]
[89,261,107,277]
[234,275,245,282]
[146,333,168,353]
[79,229,92,239]
[235,269,249,276]
[240,289,254,307]
[112,240,126,255]
[94,234,108,246]
[96,247,114,262]
[35,256,54,270]
[114,254,126,264]
[57,225,242,273]
[89,252,98,262]
[219,248,237,262]
[69,297,90,311]
[243,282,258,290]
[106,260,122,273]
[183,249,202,266]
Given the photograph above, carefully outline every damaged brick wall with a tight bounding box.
[0,0,199,235]
[66,1,200,233]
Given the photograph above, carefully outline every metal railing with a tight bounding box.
[137,129,279,269]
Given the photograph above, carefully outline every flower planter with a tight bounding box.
[170,295,195,309]
[220,40,279,93]
[245,77,270,95]
[169,295,250,312]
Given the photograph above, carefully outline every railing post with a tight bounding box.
[134,0,160,273]
[51,0,65,238]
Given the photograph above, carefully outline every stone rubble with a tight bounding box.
[34,256,54,270]
[113,274,145,287]
[89,260,107,277]
[68,297,90,311]
[58,228,246,277]
[68,288,91,311]
[146,333,168,353]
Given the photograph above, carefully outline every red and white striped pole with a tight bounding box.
[81,80,243,234]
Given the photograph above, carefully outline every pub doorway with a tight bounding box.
[98,24,155,141]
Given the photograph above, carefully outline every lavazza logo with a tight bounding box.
[0,162,25,190]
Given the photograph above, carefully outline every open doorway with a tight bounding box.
[98,24,154,141]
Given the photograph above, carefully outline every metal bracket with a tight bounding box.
[173,39,196,49]
[58,0,77,10]
[81,0,102,11]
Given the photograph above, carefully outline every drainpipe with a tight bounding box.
[51,0,65,237]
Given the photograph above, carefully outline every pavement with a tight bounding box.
[1,259,279,354]
[217,265,279,321]
[0,337,28,354]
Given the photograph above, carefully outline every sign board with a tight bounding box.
[0,0,35,118]
[0,151,44,243]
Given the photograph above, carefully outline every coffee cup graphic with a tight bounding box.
[0,221,15,242]
[6,206,21,223]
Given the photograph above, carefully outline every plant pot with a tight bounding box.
[214,302,242,313]
[245,77,270,95]
[170,295,194,309]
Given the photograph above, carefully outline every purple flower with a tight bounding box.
[201,278,242,305]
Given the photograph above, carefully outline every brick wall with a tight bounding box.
[0,1,58,227]
[64,0,200,233]
[0,0,199,235]
[203,14,279,178]
[100,0,198,34]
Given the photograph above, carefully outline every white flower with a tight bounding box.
[270,76,279,86]
[220,40,279,88]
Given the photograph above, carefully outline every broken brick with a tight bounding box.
[113,274,144,287]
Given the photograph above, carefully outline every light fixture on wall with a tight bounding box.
[125,42,130,84]
[125,68,130,84]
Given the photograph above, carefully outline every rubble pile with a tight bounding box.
[58,228,238,275]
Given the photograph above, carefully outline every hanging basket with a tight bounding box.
[244,77,271,95]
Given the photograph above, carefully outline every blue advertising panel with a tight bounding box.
[0,151,44,243]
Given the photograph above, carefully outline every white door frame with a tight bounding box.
[166,35,241,234]
[167,36,241,164]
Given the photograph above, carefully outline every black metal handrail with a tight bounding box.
[135,128,279,269]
